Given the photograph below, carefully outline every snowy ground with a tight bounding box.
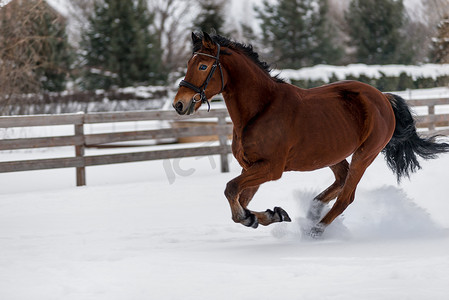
[1,86,449,299]
[1,146,449,299]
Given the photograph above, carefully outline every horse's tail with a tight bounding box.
[382,93,449,182]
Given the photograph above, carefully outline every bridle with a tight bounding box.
[179,42,225,113]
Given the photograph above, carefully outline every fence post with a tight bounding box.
[218,114,229,173]
[428,104,435,131]
[75,112,86,186]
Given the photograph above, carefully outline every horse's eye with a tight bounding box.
[199,64,207,70]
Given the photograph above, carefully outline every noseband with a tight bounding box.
[179,42,224,112]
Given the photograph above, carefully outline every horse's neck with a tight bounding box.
[221,57,278,130]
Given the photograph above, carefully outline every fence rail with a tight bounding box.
[409,97,449,135]
[0,109,232,186]
[1,97,448,186]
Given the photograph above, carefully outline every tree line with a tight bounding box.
[1,0,448,98]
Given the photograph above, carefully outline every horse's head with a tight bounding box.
[173,32,227,115]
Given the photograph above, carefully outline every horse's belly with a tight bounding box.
[285,139,358,171]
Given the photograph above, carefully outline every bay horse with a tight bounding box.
[173,32,449,237]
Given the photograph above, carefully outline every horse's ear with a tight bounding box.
[202,31,215,49]
[191,32,200,44]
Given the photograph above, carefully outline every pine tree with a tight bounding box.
[82,0,165,89]
[432,16,449,63]
[34,5,74,92]
[192,0,226,35]
[256,0,342,69]
[310,1,343,65]
[346,0,413,64]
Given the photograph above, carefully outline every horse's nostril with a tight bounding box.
[174,101,184,113]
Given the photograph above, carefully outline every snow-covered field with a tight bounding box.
[1,145,449,299]
[1,85,449,299]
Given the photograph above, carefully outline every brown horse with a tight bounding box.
[173,32,449,237]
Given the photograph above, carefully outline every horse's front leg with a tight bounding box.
[239,185,291,227]
[224,161,291,228]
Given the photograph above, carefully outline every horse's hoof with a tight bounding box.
[309,224,325,239]
[250,218,259,229]
[242,209,259,229]
[274,207,291,222]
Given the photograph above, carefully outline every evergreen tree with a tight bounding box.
[256,0,342,69]
[82,0,165,89]
[240,23,257,44]
[34,6,74,92]
[192,0,226,35]
[432,15,449,63]
[346,0,413,64]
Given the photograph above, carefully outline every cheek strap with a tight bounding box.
[179,42,224,112]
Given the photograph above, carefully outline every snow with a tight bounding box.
[0,0,12,7]
[279,63,449,83]
[393,86,449,100]
[392,87,449,116]
[1,137,449,299]
[45,0,70,17]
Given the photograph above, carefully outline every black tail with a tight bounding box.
[382,93,449,182]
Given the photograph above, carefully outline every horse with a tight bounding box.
[173,32,449,237]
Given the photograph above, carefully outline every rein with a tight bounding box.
[179,42,224,112]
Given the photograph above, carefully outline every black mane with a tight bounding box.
[193,33,284,83]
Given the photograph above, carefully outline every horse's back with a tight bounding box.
[303,80,390,108]
[283,81,395,170]
[300,81,395,135]
[315,81,395,147]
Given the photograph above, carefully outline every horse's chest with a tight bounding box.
[231,131,252,170]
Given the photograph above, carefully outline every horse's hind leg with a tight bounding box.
[311,151,378,237]
[307,160,349,223]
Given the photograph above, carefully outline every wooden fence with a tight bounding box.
[0,97,448,187]
[409,98,449,135]
[0,109,232,186]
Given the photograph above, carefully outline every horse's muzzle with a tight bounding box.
[173,99,195,115]
[173,101,184,114]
